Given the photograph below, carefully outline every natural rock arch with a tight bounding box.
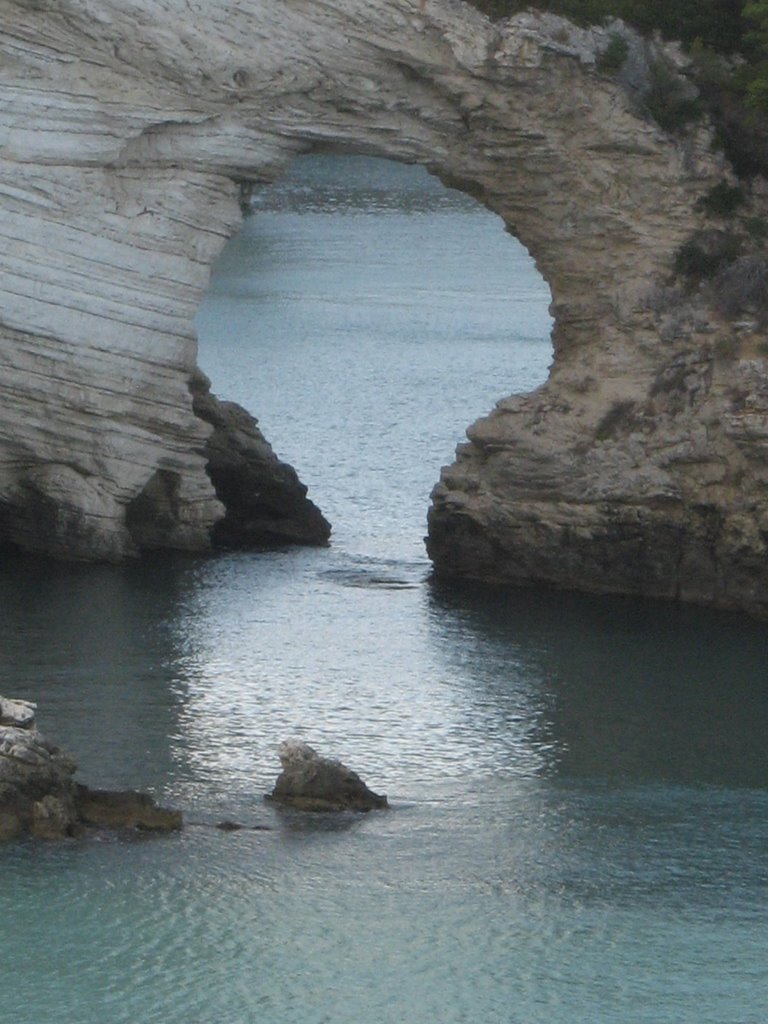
[1,0,767,615]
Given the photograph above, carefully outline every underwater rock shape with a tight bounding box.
[268,740,388,812]
[74,786,182,832]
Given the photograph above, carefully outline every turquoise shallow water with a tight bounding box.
[1,157,767,1023]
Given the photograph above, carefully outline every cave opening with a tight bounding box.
[195,153,554,563]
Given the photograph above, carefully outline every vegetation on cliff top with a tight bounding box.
[464,1,768,315]
[469,0,768,175]
[471,1,747,51]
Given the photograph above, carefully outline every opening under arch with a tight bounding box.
[195,153,554,565]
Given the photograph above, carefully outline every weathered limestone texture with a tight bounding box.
[0,699,79,839]
[267,739,388,812]
[1,1,767,611]
[0,696,181,839]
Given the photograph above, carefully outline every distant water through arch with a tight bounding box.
[196,154,554,562]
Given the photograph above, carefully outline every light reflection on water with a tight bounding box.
[1,156,767,1024]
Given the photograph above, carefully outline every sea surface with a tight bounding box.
[1,155,767,1024]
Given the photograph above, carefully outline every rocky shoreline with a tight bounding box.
[0,697,180,840]
[0,698,387,841]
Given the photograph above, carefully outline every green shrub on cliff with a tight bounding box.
[467,1,768,176]
[696,181,747,215]
[645,59,704,129]
[743,1,768,110]
[595,32,630,72]
[469,0,749,53]
[673,231,743,281]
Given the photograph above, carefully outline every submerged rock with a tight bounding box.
[212,819,272,832]
[74,786,182,832]
[215,819,244,832]
[267,740,388,812]
[0,696,181,840]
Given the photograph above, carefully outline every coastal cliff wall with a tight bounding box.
[1,0,767,613]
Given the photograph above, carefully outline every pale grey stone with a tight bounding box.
[0,698,37,729]
[269,740,388,812]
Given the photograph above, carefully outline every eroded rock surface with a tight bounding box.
[0,709,79,840]
[0,698,180,839]
[268,740,388,812]
[190,371,331,548]
[74,787,182,832]
[1,1,767,612]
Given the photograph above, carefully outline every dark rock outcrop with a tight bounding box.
[0,697,181,840]
[267,740,388,812]
[0,699,79,840]
[190,371,331,549]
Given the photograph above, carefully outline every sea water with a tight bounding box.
[1,156,766,1024]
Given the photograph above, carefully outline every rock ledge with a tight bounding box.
[0,698,181,840]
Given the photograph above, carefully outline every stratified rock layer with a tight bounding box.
[1,1,767,612]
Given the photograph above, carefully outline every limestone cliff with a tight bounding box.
[1,1,767,613]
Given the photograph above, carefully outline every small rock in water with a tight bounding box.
[267,739,388,812]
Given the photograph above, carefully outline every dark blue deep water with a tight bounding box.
[1,157,766,1023]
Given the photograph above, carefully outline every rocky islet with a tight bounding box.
[267,739,389,813]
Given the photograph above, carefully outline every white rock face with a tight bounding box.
[0,697,36,729]
[277,740,320,770]
[1,1,767,611]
